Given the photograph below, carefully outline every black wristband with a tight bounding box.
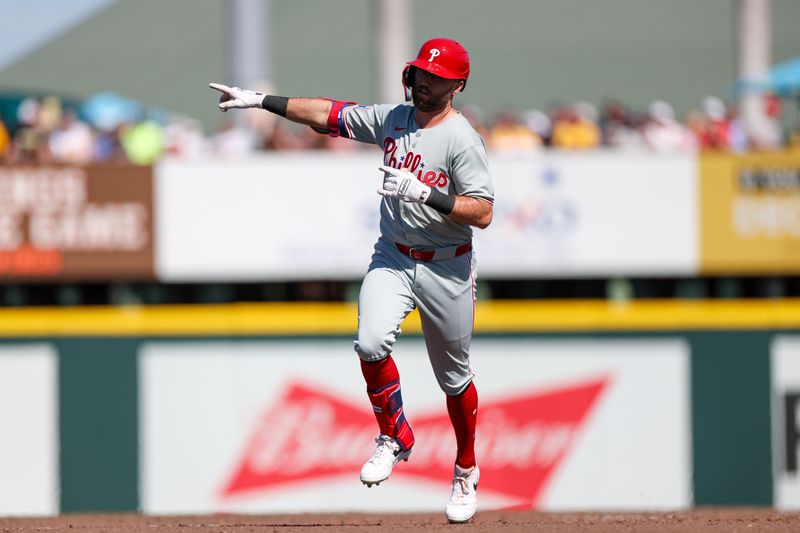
[424,188,456,215]
[261,95,288,117]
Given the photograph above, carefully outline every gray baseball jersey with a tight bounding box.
[342,103,494,396]
[342,103,494,247]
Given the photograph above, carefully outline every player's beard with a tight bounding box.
[412,85,451,113]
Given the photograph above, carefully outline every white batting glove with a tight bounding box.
[208,82,265,111]
[377,166,431,203]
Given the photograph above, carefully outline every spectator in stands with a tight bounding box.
[10,97,51,163]
[550,103,601,149]
[732,93,783,152]
[6,90,797,162]
[683,108,706,146]
[599,99,627,144]
[725,103,749,153]
[0,116,10,160]
[319,131,363,153]
[487,109,542,152]
[521,109,552,147]
[697,96,733,151]
[264,121,316,150]
[165,117,209,159]
[758,93,785,151]
[93,124,129,163]
[603,103,646,150]
[38,96,62,133]
[210,119,254,158]
[120,116,164,165]
[642,100,696,153]
[48,109,95,164]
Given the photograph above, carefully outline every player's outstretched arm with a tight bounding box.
[208,83,331,131]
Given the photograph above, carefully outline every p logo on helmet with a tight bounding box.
[428,48,441,63]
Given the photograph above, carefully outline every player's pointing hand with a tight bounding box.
[377,166,431,204]
[208,83,265,111]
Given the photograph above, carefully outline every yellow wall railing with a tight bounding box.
[0,299,799,336]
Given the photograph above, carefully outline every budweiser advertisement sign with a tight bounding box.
[221,378,608,508]
[0,165,154,280]
[139,339,692,513]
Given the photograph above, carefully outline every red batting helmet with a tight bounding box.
[403,38,470,100]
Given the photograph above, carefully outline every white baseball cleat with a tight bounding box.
[360,435,411,487]
[445,464,480,523]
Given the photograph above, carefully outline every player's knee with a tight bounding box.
[354,332,393,362]
[437,372,473,396]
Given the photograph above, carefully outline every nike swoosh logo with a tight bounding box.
[394,126,406,131]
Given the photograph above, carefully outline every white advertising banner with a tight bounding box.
[0,344,58,516]
[772,336,800,509]
[140,337,691,514]
[156,155,381,281]
[475,152,697,277]
[156,152,697,280]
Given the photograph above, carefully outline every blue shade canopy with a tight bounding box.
[731,56,800,97]
[767,56,800,95]
[80,91,140,130]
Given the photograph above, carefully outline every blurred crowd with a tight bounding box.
[0,91,797,165]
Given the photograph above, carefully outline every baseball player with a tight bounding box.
[210,37,493,523]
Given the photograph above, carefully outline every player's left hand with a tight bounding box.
[377,166,431,203]
[208,82,265,111]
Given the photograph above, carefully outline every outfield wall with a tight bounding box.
[0,300,797,515]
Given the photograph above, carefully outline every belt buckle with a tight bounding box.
[408,247,427,260]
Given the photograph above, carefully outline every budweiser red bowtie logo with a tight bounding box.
[221,377,609,508]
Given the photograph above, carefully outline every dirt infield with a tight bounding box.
[2,509,800,533]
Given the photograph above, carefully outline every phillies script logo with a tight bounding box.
[221,376,609,508]
[383,137,448,188]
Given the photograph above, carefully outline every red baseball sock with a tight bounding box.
[447,381,478,469]
[360,356,415,451]
[360,355,399,390]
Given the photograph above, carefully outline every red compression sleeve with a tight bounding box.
[447,381,478,469]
